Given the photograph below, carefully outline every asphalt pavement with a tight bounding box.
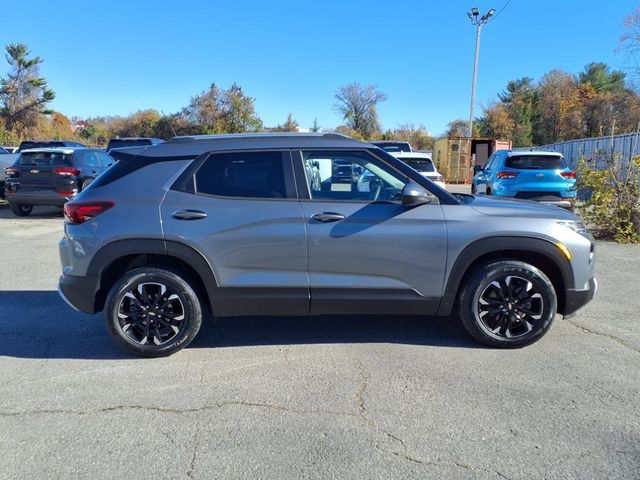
[0,202,638,480]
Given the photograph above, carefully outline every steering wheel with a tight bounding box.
[369,178,382,201]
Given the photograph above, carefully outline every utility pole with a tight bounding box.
[467,7,495,138]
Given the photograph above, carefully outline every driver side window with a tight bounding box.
[301,151,409,202]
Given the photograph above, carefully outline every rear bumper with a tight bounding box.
[58,273,99,314]
[6,192,74,206]
[563,277,597,318]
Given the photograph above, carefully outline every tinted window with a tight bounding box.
[17,151,72,166]
[506,155,566,170]
[107,139,152,150]
[302,151,408,202]
[195,151,289,199]
[79,151,101,167]
[0,147,8,154]
[372,142,412,153]
[97,152,114,167]
[402,158,434,172]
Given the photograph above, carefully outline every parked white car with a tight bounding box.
[391,152,446,190]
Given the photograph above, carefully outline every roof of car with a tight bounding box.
[370,140,411,144]
[113,133,368,158]
[506,149,563,157]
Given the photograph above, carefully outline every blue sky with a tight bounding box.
[1,0,635,136]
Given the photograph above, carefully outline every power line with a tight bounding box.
[489,0,513,22]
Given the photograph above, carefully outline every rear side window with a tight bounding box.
[17,152,71,166]
[195,151,290,199]
[403,158,434,172]
[506,155,566,170]
[78,151,101,167]
[107,139,152,150]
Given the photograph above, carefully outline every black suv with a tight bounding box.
[106,137,164,152]
[4,148,114,216]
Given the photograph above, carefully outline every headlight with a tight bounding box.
[556,220,588,234]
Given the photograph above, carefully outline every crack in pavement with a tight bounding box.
[564,318,639,353]
[0,401,356,419]
[356,363,513,479]
[186,422,201,479]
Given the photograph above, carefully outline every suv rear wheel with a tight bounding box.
[104,267,203,357]
[10,203,33,216]
[458,260,557,348]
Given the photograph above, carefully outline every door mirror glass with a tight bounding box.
[402,182,434,206]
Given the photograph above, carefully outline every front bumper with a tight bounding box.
[563,277,597,318]
[58,273,100,314]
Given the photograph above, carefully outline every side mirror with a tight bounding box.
[402,182,435,206]
[473,164,484,174]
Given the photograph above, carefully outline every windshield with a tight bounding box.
[402,158,435,172]
[17,151,72,166]
[107,139,152,150]
[506,155,567,170]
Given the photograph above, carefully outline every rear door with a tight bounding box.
[160,149,309,316]
[294,149,447,315]
[10,151,79,196]
[505,154,570,194]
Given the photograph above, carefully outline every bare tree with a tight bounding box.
[620,7,640,80]
[334,82,387,139]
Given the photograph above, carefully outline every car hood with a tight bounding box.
[463,194,578,220]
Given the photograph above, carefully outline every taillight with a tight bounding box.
[497,171,519,179]
[560,171,576,179]
[54,167,81,176]
[64,201,114,224]
[5,167,19,177]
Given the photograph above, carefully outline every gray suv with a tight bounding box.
[58,133,597,357]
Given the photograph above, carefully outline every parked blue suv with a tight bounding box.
[472,150,577,209]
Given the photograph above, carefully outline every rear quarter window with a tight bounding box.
[506,155,566,170]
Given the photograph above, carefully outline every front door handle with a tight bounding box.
[172,210,208,221]
[311,212,345,223]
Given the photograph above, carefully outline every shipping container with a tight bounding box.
[432,137,512,183]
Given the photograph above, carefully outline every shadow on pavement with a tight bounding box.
[0,291,480,360]
[0,204,63,220]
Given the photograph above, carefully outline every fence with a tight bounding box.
[534,131,640,170]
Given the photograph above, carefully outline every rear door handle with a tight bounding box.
[172,210,208,221]
[311,212,345,223]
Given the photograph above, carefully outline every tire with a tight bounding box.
[485,188,491,195]
[471,184,476,194]
[104,267,203,357]
[10,203,33,217]
[458,260,557,348]
[81,178,94,191]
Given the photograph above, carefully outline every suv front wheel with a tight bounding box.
[458,260,557,348]
[105,267,203,357]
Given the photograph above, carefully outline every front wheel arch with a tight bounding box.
[437,237,572,317]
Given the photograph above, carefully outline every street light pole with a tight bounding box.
[467,8,495,138]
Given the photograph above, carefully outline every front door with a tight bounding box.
[160,150,309,315]
[295,149,447,315]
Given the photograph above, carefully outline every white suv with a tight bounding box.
[391,152,446,190]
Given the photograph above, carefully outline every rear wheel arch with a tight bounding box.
[89,239,218,314]
[437,236,573,316]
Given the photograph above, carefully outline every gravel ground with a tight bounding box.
[0,202,638,480]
